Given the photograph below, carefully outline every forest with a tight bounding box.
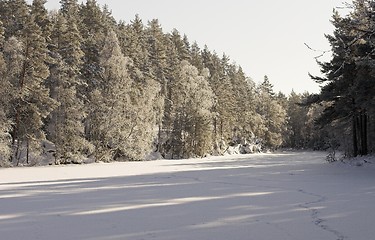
[0,0,373,166]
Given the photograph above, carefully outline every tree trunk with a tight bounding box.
[353,115,358,157]
[157,123,161,152]
[26,139,29,164]
[361,112,368,156]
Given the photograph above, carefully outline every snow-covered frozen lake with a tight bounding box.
[1,151,374,240]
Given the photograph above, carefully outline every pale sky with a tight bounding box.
[29,0,347,94]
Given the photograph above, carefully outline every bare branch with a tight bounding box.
[304,43,331,59]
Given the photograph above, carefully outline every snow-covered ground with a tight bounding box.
[1,151,374,240]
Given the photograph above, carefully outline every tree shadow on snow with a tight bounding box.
[0,151,370,240]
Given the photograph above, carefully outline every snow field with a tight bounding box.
[0,151,375,240]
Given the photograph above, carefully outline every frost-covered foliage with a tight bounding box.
[87,30,161,161]
[167,61,214,158]
[254,77,287,150]
[0,51,12,166]
[0,0,329,166]
[88,30,134,162]
[48,14,93,164]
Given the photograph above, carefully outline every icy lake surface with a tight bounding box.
[1,151,374,240]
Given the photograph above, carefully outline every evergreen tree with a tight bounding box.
[158,34,181,155]
[310,2,375,156]
[227,65,259,141]
[0,0,29,39]
[169,29,190,61]
[59,0,79,19]
[48,13,92,164]
[212,54,237,143]
[0,31,12,166]
[284,91,310,148]
[145,19,168,151]
[79,0,110,92]
[146,19,168,86]
[30,0,52,38]
[6,15,57,164]
[255,77,287,149]
[190,41,204,72]
[126,15,151,77]
[261,75,275,98]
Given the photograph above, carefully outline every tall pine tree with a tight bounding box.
[48,13,92,164]
[8,15,57,164]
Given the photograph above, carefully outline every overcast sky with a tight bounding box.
[29,0,347,94]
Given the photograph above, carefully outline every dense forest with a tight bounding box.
[0,0,373,166]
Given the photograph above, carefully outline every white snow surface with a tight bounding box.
[1,151,375,240]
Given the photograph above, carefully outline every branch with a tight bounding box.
[304,43,331,59]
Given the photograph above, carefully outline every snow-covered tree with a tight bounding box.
[169,60,214,158]
[283,91,311,148]
[30,0,52,38]
[47,13,92,164]
[89,29,160,161]
[0,0,29,39]
[5,15,57,164]
[0,39,12,166]
[79,0,112,93]
[59,0,79,19]
[255,77,287,149]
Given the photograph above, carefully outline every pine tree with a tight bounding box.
[30,0,52,38]
[261,75,275,98]
[210,54,237,144]
[79,0,110,92]
[190,42,204,72]
[145,19,168,151]
[255,77,287,149]
[5,15,57,164]
[285,91,310,148]
[126,15,151,77]
[0,28,12,166]
[310,2,375,156]
[48,13,92,164]
[169,29,190,61]
[0,0,29,39]
[146,19,168,85]
[59,0,79,19]
[158,34,181,156]
[230,66,260,142]
[30,0,54,70]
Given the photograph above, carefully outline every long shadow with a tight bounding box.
[0,151,370,240]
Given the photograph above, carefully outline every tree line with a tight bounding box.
[0,0,356,166]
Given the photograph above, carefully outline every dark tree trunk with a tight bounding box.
[26,140,29,164]
[361,113,368,156]
[353,115,358,157]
